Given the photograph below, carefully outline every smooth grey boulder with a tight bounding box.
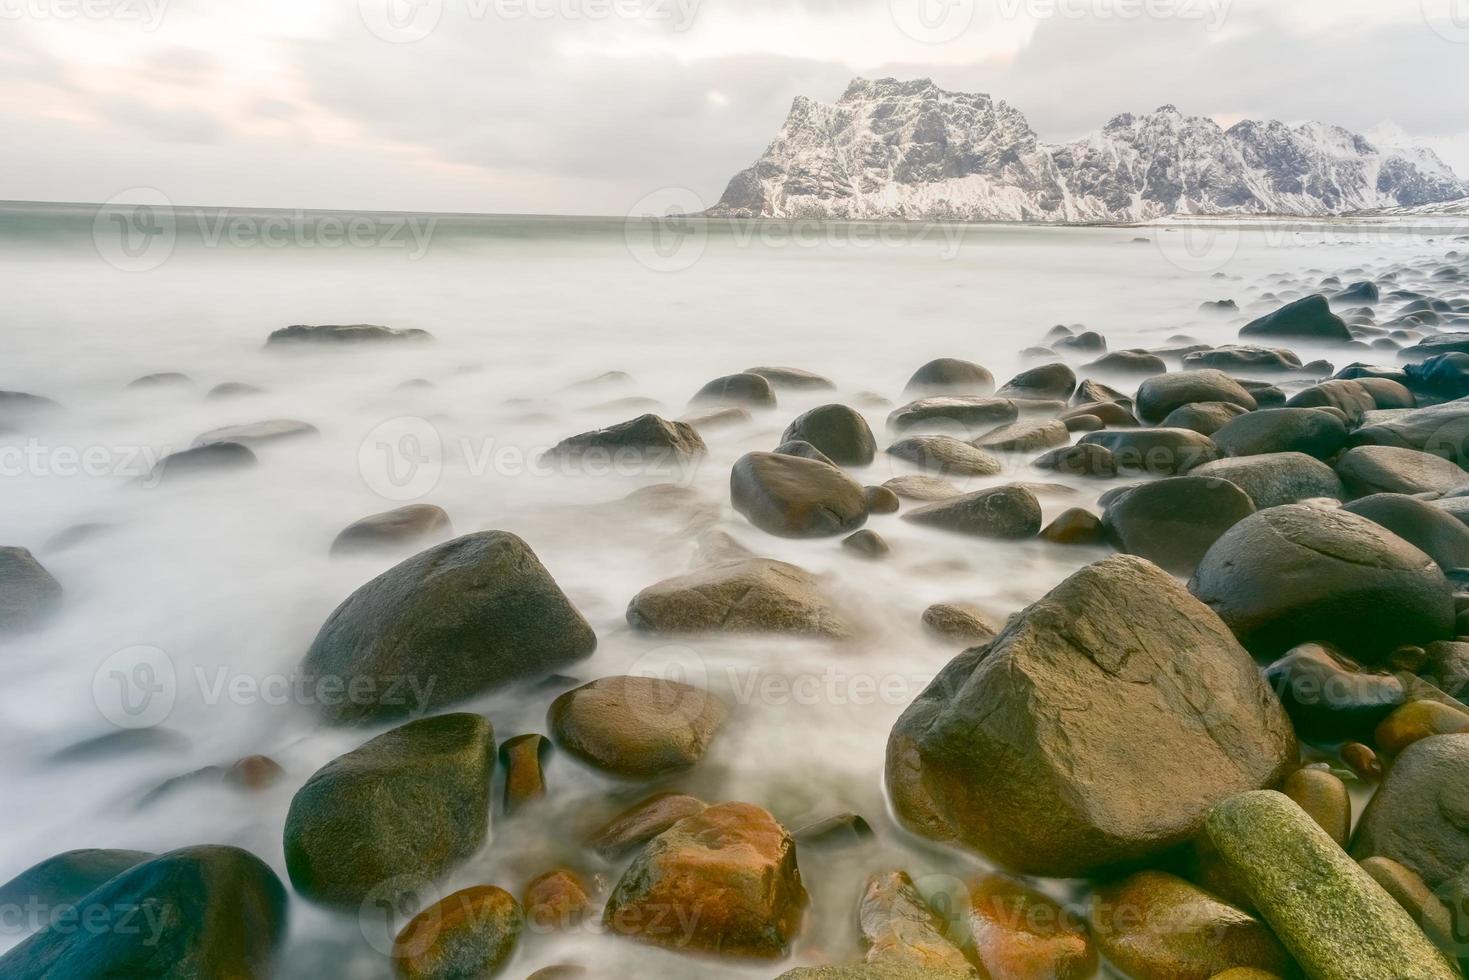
[1286,379,1378,423]
[627,558,851,638]
[300,532,596,724]
[545,414,707,463]
[1211,408,1349,460]
[745,366,835,390]
[1189,505,1455,663]
[972,419,1069,453]
[1239,295,1351,343]
[1159,401,1251,436]
[903,358,995,396]
[781,404,877,466]
[0,848,155,917]
[145,442,257,484]
[886,396,1018,434]
[1352,733,1469,888]
[1344,494,1469,573]
[1337,445,1469,496]
[886,435,1001,476]
[730,452,868,538]
[1191,453,1345,509]
[902,485,1042,539]
[267,323,429,345]
[996,363,1076,401]
[330,504,452,556]
[1136,370,1257,424]
[690,372,777,409]
[886,556,1296,877]
[1079,428,1220,475]
[1102,476,1256,575]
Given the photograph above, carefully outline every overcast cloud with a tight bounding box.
[1,0,1466,214]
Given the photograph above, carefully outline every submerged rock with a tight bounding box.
[266,323,430,345]
[283,713,494,907]
[0,546,62,632]
[1239,294,1351,343]
[1136,370,1257,424]
[858,871,975,974]
[747,366,836,390]
[548,676,729,779]
[584,793,709,859]
[329,504,452,556]
[301,532,596,724]
[886,556,1296,877]
[886,435,1001,476]
[691,372,777,409]
[966,874,1096,980]
[1190,505,1454,663]
[0,848,155,918]
[971,418,1069,453]
[996,362,1076,401]
[145,442,257,484]
[1263,643,1405,742]
[921,602,1001,645]
[603,802,806,958]
[731,452,868,538]
[393,886,523,980]
[627,558,851,638]
[191,419,318,448]
[882,475,961,501]
[545,414,707,463]
[886,396,1019,434]
[903,358,994,396]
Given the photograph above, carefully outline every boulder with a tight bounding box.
[1041,508,1105,544]
[996,363,1076,401]
[301,532,596,724]
[191,419,317,448]
[781,405,877,466]
[145,442,257,484]
[1263,644,1405,742]
[1090,871,1292,980]
[626,558,851,638]
[1211,408,1349,460]
[1239,295,1352,342]
[886,397,1019,434]
[1102,476,1256,575]
[1137,371,1258,424]
[1337,446,1469,496]
[548,676,729,779]
[746,366,835,390]
[1086,350,1167,375]
[1282,767,1351,846]
[921,602,1002,645]
[1191,453,1344,509]
[0,846,286,978]
[603,802,806,958]
[1183,346,1302,373]
[1404,353,1469,399]
[882,475,961,501]
[1375,700,1469,755]
[776,440,836,466]
[0,849,154,919]
[858,871,975,974]
[1079,428,1220,475]
[972,419,1070,453]
[329,504,452,556]
[1207,790,1456,980]
[886,436,1001,476]
[1349,401,1469,459]
[0,546,62,632]
[1160,401,1251,436]
[500,733,549,814]
[902,485,1042,539]
[283,713,494,907]
[1189,505,1454,663]
[886,556,1296,876]
[690,372,777,409]
[1033,443,1118,477]
[843,529,889,558]
[731,452,868,538]
[1285,379,1377,423]
[545,414,707,463]
[584,793,709,859]
[393,886,522,980]
[1073,378,1133,407]
[864,485,900,514]
[903,358,994,396]
[967,874,1096,979]
[1344,494,1469,572]
[267,323,430,345]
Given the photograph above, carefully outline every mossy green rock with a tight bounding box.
[0,845,286,978]
[1205,790,1457,980]
[284,713,494,908]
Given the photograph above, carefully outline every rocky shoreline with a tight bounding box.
[5,247,1469,978]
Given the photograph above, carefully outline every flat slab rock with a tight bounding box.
[626,557,852,638]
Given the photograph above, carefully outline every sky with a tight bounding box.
[2,0,1468,215]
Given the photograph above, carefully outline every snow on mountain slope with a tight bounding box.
[710,78,1468,223]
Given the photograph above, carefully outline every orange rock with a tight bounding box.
[225,755,284,790]
[499,734,550,815]
[392,885,522,979]
[603,802,806,958]
[1374,699,1469,755]
[524,869,592,933]
[1341,742,1382,781]
[966,874,1096,980]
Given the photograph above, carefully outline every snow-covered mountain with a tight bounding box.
[710,78,1468,223]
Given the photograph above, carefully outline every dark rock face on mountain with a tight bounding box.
[711,78,1466,222]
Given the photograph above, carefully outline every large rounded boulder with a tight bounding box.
[626,558,851,638]
[1189,505,1455,663]
[903,358,994,396]
[283,713,494,908]
[781,404,877,466]
[1351,733,1469,888]
[300,532,596,724]
[885,555,1297,878]
[548,676,730,779]
[1102,476,1256,575]
[1344,493,1469,573]
[731,452,868,538]
[1211,408,1349,460]
[0,846,287,978]
[1190,453,1345,510]
[902,485,1042,539]
[1136,370,1257,425]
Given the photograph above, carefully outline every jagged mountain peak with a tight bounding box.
[712,78,1467,222]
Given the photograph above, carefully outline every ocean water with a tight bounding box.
[0,202,1464,976]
